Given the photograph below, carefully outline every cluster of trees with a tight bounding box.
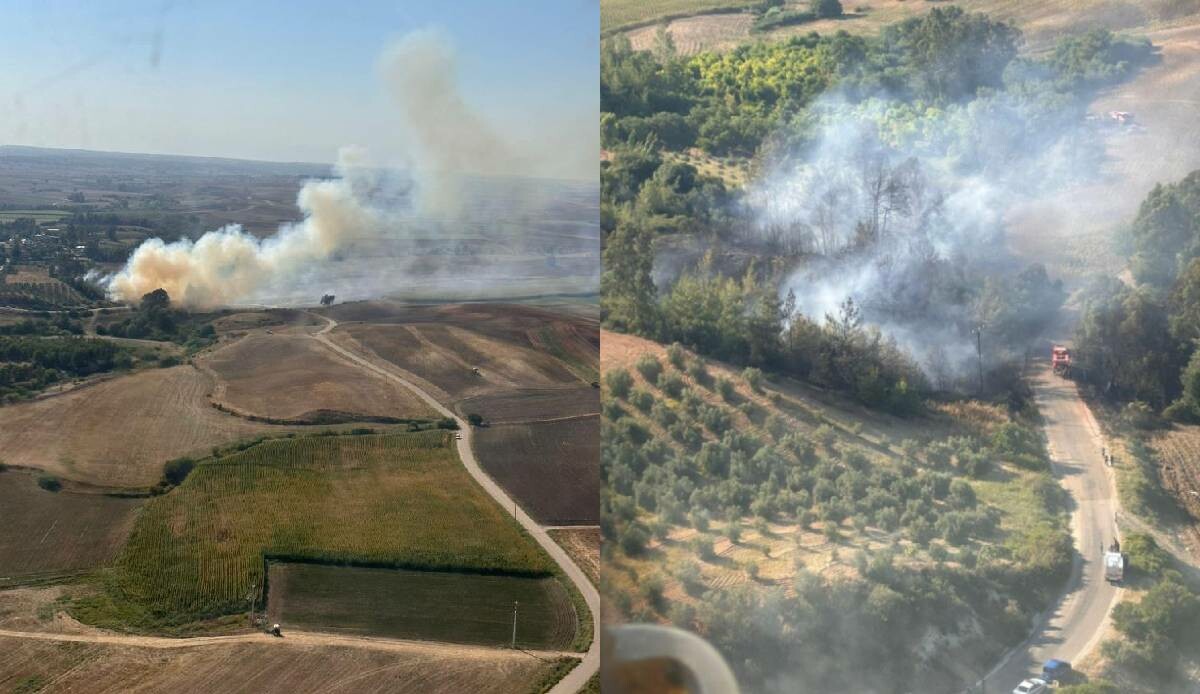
[1074,170,1200,416]
[1095,534,1200,688]
[601,347,1071,692]
[0,315,84,336]
[0,334,131,400]
[99,288,216,350]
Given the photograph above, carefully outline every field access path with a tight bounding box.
[980,363,1120,691]
[310,315,601,694]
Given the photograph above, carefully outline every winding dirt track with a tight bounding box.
[981,363,1120,691]
[310,315,600,694]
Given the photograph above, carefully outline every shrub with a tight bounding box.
[716,377,737,402]
[666,342,687,370]
[162,457,196,486]
[1124,533,1169,576]
[635,354,663,382]
[620,524,650,556]
[606,368,633,399]
[810,0,843,18]
[657,370,685,398]
[742,367,764,392]
[37,474,61,492]
[629,387,655,412]
[687,359,710,386]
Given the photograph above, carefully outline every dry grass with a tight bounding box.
[0,365,319,488]
[548,528,601,587]
[200,332,435,422]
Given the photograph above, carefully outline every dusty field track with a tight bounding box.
[201,332,434,422]
[1149,425,1200,563]
[472,417,600,525]
[547,528,600,587]
[0,471,142,583]
[456,386,599,424]
[0,634,557,694]
[266,562,577,650]
[0,365,310,488]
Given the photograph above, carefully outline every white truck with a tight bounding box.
[1104,540,1125,583]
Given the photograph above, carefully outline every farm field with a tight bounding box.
[200,331,435,423]
[547,528,600,587]
[472,417,601,525]
[0,365,315,488]
[0,210,70,223]
[265,562,576,650]
[0,635,559,694]
[0,470,142,585]
[1148,425,1200,563]
[335,323,581,404]
[622,0,1200,55]
[73,431,556,631]
[456,385,598,425]
[601,0,757,34]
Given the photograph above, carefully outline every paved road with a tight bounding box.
[311,316,600,694]
[982,364,1121,691]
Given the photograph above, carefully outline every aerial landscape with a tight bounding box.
[0,3,599,693]
[600,0,1200,692]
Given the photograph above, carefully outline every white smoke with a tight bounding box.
[747,91,1097,376]
[105,29,597,308]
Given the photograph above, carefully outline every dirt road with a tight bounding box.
[982,364,1120,691]
[311,315,601,694]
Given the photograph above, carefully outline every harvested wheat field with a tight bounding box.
[0,366,311,488]
[1149,425,1200,562]
[548,527,600,587]
[335,323,581,404]
[0,635,560,694]
[201,332,434,423]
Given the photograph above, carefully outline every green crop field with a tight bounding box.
[73,431,555,631]
[266,562,577,650]
[600,0,757,34]
[0,210,70,223]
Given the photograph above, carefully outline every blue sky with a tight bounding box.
[0,0,598,179]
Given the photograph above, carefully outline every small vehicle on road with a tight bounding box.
[1012,678,1048,694]
[455,432,463,440]
[1042,659,1071,682]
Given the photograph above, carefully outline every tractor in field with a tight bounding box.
[1052,346,1071,377]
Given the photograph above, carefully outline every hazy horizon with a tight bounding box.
[0,0,599,181]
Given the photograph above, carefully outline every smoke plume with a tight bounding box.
[746,90,1097,378]
[105,29,597,308]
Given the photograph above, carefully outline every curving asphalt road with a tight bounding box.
[980,363,1121,692]
[310,315,600,694]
